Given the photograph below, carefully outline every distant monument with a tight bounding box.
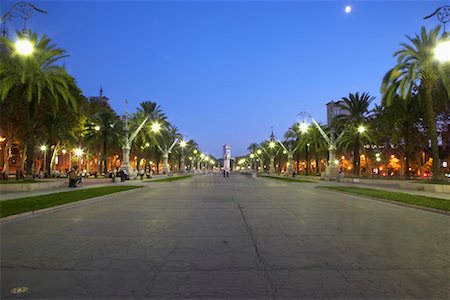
[223,145,231,172]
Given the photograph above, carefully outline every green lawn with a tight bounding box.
[0,185,142,218]
[259,175,314,183]
[321,186,450,212]
[148,175,193,182]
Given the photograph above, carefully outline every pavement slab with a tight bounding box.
[1,173,449,299]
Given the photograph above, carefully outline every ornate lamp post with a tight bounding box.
[1,2,47,56]
[297,112,346,179]
[424,6,450,63]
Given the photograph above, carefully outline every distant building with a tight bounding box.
[326,101,349,127]
[223,145,231,171]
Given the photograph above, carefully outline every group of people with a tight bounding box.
[110,169,129,182]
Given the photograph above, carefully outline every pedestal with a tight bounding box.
[321,164,340,180]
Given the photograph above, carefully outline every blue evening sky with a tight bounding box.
[2,0,448,157]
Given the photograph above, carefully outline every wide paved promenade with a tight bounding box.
[1,173,449,299]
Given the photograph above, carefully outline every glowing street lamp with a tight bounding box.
[299,122,309,134]
[424,6,450,63]
[151,122,161,133]
[40,144,47,174]
[358,125,366,134]
[15,38,34,55]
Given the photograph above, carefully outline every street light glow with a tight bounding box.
[74,148,83,157]
[15,39,34,56]
[299,122,309,133]
[151,122,161,132]
[435,35,450,63]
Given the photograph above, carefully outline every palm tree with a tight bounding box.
[153,124,182,174]
[382,26,450,178]
[87,108,122,174]
[284,123,303,173]
[333,92,374,176]
[299,124,328,175]
[0,30,79,177]
[247,143,260,171]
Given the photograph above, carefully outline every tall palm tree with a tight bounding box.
[382,26,450,178]
[87,108,122,173]
[298,124,328,175]
[0,30,79,177]
[333,92,374,176]
[284,123,303,173]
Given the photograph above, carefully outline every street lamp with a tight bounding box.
[358,125,366,134]
[424,6,450,63]
[40,144,47,175]
[1,2,47,37]
[299,122,309,134]
[151,122,161,133]
[15,38,33,55]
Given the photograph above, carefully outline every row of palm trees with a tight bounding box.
[242,26,449,179]
[0,30,211,177]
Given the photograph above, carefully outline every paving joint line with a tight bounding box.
[232,195,277,300]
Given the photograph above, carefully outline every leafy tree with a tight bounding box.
[333,92,374,176]
[298,124,328,175]
[85,101,122,174]
[0,30,79,177]
[382,26,450,178]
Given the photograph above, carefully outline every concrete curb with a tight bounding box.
[318,187,450,216]
[0,186,145,224]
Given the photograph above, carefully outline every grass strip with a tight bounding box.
[0,185,142,218]
[259,175,314,183]
[321,186,450,211]
[149,175,193,182]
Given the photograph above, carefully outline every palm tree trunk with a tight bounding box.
[404,125,411,179]
[102,140,108,174]
[25,126,35,178]
[315,156,320,175]
[424,87,440,179]
[353,136,360,177]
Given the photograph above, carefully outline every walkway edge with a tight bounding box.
[317,187,450,216]
[0,187,145,224]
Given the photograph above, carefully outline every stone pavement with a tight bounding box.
[1,173,449,299]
